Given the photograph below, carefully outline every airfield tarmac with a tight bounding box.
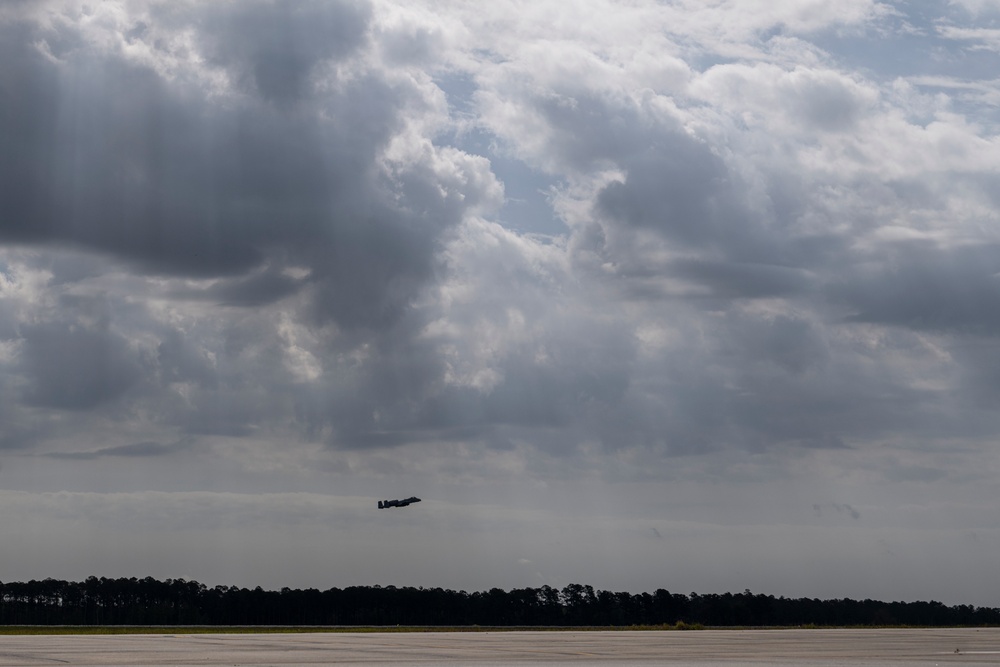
[0,628,999,666]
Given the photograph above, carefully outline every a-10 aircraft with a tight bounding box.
[378,497,421,509]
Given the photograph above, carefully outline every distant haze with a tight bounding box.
[2,0,1000,606]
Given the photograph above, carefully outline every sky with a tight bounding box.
[2,0,1000,606]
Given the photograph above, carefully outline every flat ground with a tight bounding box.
[0,628,998,666]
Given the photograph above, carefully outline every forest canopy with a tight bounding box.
[1,577,998,627]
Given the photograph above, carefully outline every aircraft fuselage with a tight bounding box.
[378,496,421,508]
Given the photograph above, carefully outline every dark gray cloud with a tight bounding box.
[0,31,260,274]
[0,0,468,336]
[725,314,829,376]
[45,438,193,460]
[0,422,50,451]
[19,320,143,410]
[834,241,1000,335]
[595,137,736,249]
[584,133,842,306]
[532,89,654,170]
[196,0,371,105]
[156,328,218,388]
[170,267,306,308]
[670,259,814,300]
[0,0,501,459]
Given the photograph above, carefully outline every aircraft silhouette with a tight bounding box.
[378,497,421,509]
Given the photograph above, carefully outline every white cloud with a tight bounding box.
[938,23,1000,50]
[950,0,1000,15]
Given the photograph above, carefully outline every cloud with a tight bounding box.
[1,0,1000,603]
[3,0,994,463]
[18,318,143,410]
[949,0,1000,16]
[834,242,1000,335]
[938,24,1000,51]
[45,439,193,460]
[0,0,497,335]
[196,0,371,105]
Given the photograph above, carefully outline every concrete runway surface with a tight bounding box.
[0,628,999,666]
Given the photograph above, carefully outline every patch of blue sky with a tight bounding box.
[436,72,567,237]
[808,1,1000,124]
[810,3,989,78]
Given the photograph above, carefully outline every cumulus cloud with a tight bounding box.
[0,0,495,331]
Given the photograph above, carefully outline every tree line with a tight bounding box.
[1,577,998,626]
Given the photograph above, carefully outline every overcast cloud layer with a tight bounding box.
[2,0,1000,605]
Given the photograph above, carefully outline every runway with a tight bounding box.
[0,628,998,666]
